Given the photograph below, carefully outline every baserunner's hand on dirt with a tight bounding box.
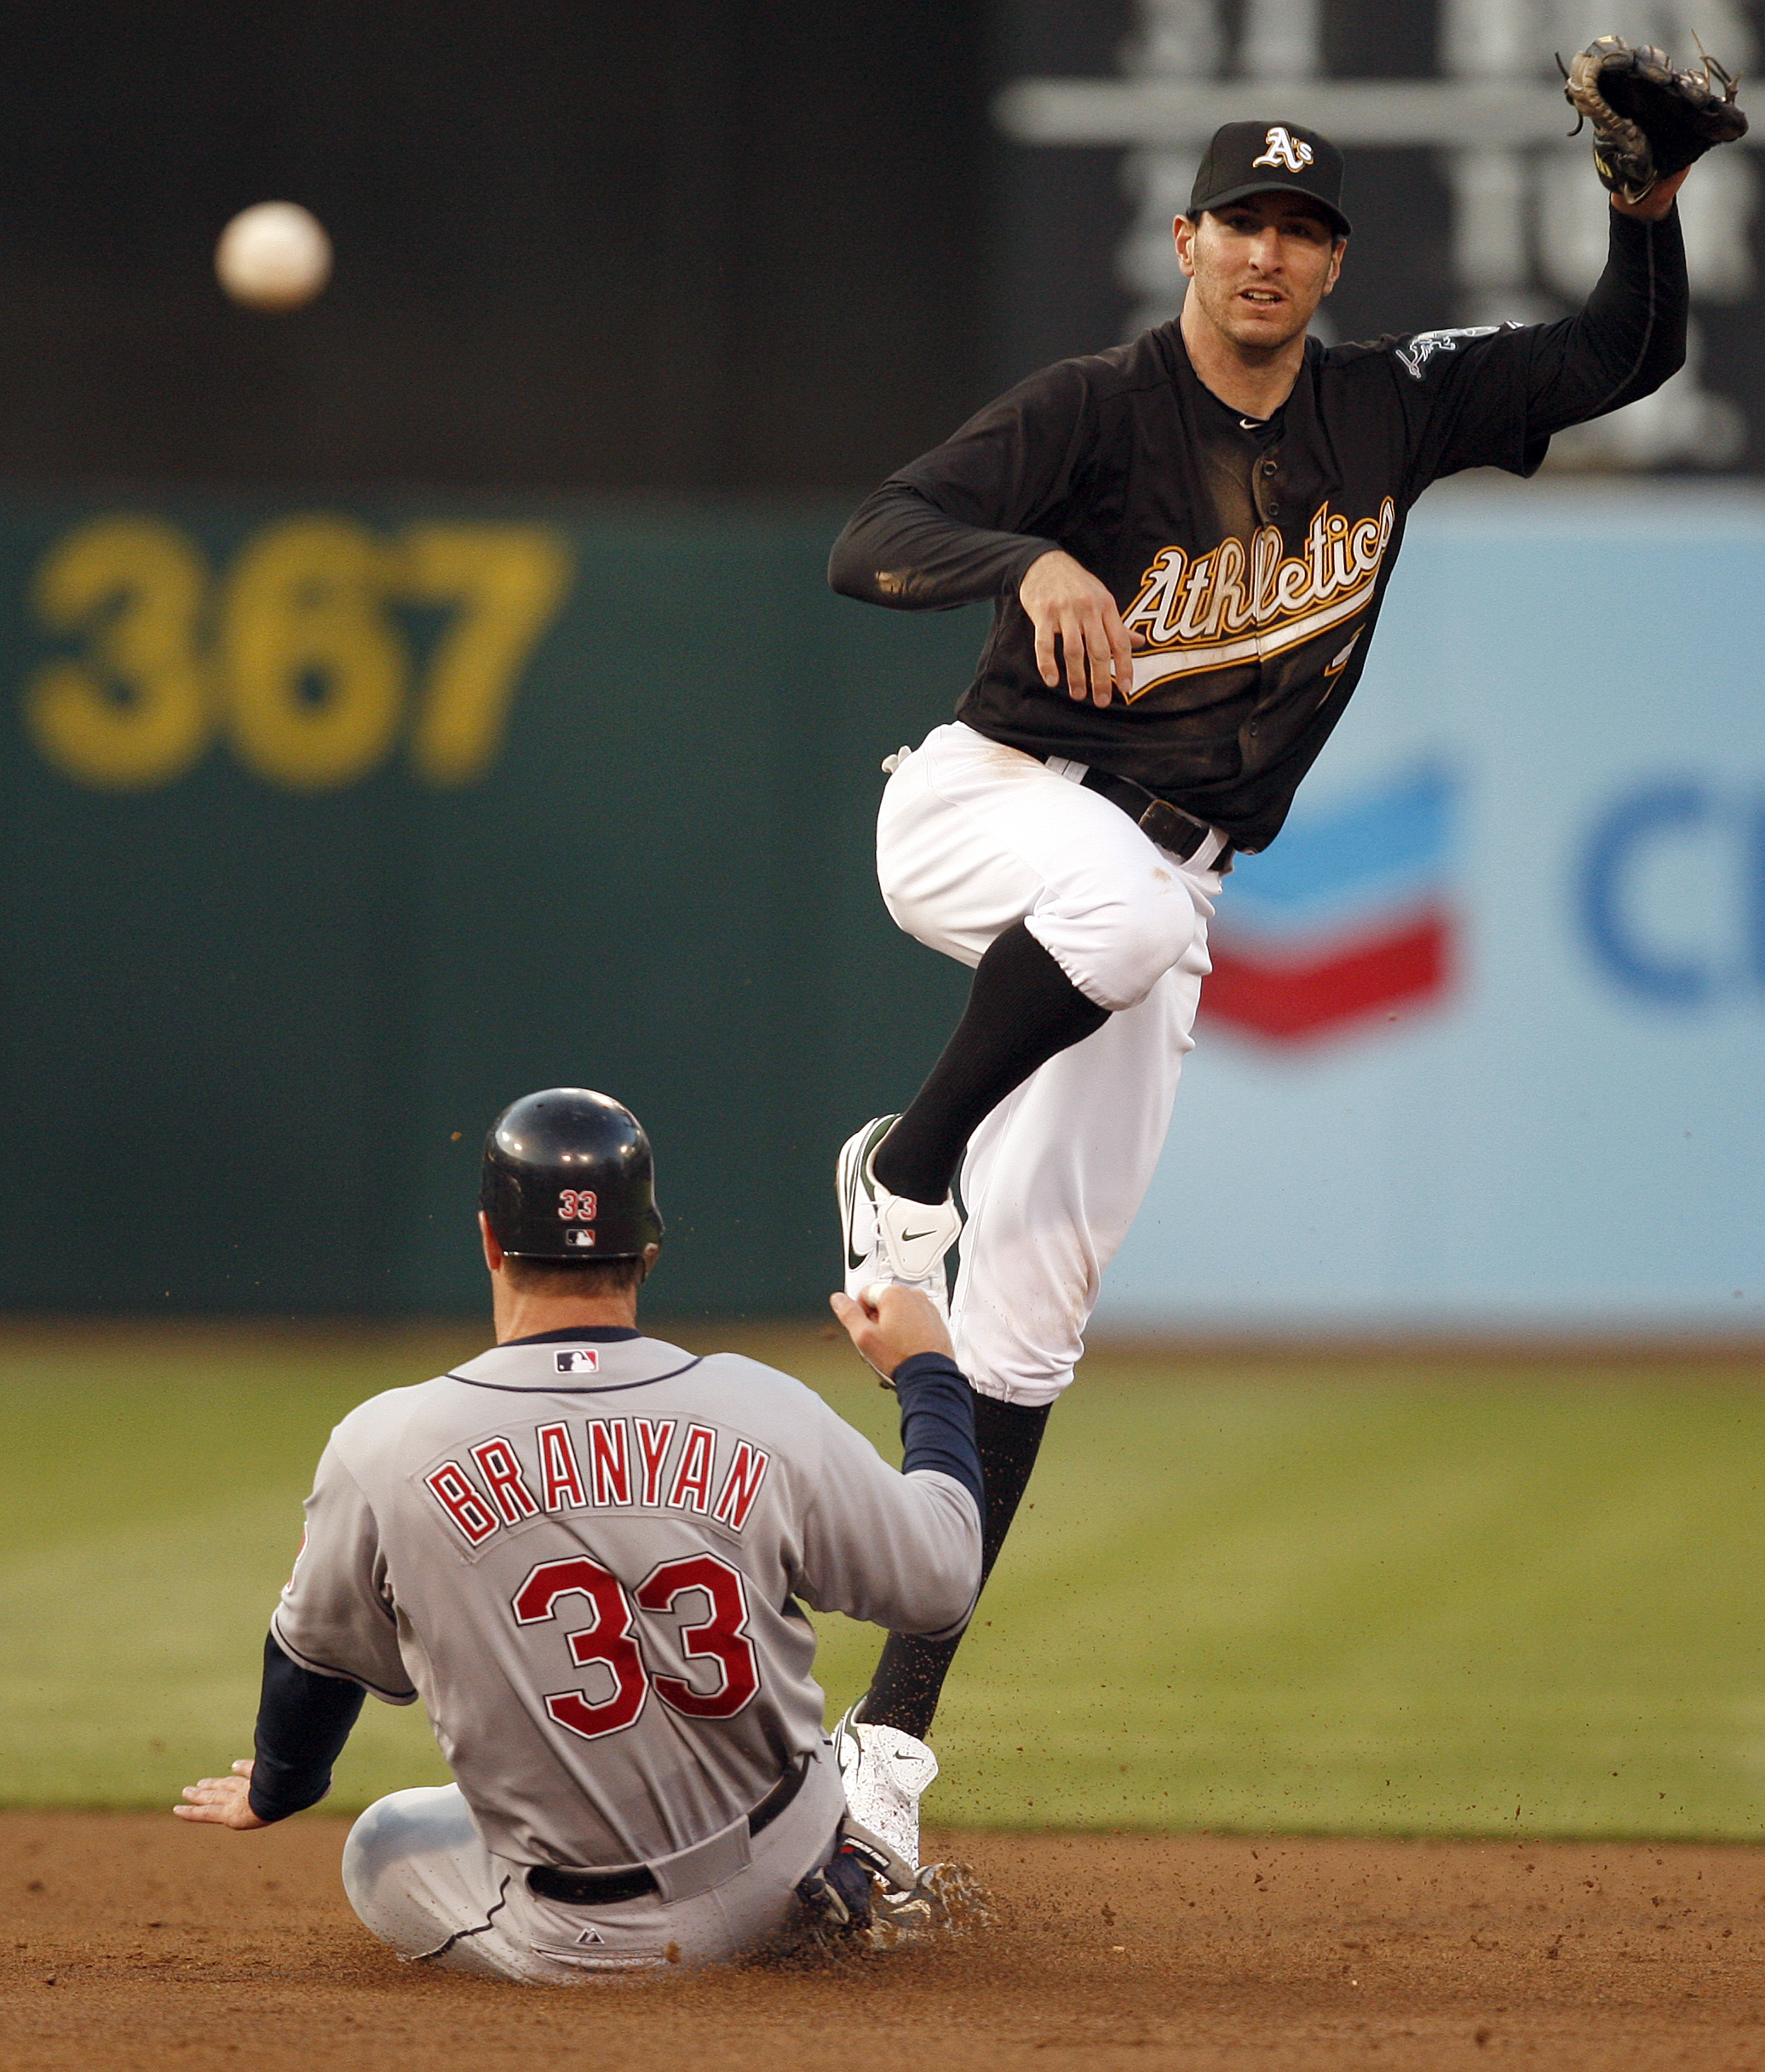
[1019,548,1142,708]
[174,1758,269,1830]
[831,1284,954,1378]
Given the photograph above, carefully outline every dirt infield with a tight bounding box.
[4,1814,1765,2070]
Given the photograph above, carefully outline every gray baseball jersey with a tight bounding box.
[271,1330,980,1870]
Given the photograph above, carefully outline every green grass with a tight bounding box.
[3,1321,1763,1839]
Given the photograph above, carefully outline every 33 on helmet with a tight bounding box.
[479,1088,664,1263]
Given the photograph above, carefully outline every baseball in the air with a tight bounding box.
[215,202,332,311]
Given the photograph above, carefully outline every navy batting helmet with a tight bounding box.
[480,1088,664,1262]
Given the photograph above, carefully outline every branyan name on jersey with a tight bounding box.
[423,1418,772,1550]
[1124,497,1396,698]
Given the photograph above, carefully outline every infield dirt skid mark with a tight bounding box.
[3,1815,1765,2069]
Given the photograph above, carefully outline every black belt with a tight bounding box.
[526,1755,812,1908]
[1078,767,1233,867]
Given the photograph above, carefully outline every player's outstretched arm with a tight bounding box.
[814,1286,986,1635]
[831,1282,953,1376]
[175,1758,269,1831]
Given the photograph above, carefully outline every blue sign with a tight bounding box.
[1581,783,1765,1005]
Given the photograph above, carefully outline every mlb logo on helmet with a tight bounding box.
[1203,767,1457,1044]
[555,1349,601,1374]
[564,1227,597,1248]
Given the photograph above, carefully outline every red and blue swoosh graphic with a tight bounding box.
[1203,767,1457,1045]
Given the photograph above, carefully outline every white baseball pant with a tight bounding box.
[876,722,1225,1409]
[341,1747,847,1983]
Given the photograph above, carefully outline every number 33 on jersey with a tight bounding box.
[268,1327,980,1871]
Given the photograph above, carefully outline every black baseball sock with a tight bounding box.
[869,921,1109,1206]
[857,1391,1052,1741]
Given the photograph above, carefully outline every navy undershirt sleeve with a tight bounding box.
[892,1352,986,1526]
[248,1630,367,1823]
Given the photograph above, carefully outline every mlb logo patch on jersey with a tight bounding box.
[555,1348,601,1374]
[564,1227,597,1248]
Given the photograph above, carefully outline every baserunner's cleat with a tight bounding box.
[832,1703,940,1875]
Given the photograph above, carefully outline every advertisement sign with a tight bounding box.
[2,484,1757,1328]
[1101,482,1765,1336]
[0,495,975,1317]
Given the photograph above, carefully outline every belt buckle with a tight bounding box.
[1136,797,1208,860]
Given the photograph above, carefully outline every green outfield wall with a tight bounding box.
[0,494,980,1315]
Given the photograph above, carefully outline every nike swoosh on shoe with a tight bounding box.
[844,1165,867,1269]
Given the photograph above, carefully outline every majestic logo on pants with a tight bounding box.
[1122,498,1395,699]
[1203,766,1457,1045]
[1251,127,1314,172]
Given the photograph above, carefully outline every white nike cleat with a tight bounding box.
[836,1115,963,1321]
[837,1114,896,1304]
[832,1705,940,1877]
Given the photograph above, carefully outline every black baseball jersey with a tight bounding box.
[829,209,1687,854]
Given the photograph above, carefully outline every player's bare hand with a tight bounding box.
[1019,549,1141,709]
[174,1758,269,1830]
[1610,166,1690,221]
[830,1284,954,1380]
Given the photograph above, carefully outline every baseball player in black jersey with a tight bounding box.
[826,101,1721,1864]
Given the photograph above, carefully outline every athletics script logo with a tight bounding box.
[1251,126,1314,172]
[1121,498,1396,699]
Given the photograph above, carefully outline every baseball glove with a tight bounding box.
[1560,34,1748,206]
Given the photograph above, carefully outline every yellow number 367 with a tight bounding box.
[26,514,574,792]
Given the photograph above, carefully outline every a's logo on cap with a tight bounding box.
[564,1227,597,1248]
[555,1348,601,1373]
[1252,126,1314,172]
